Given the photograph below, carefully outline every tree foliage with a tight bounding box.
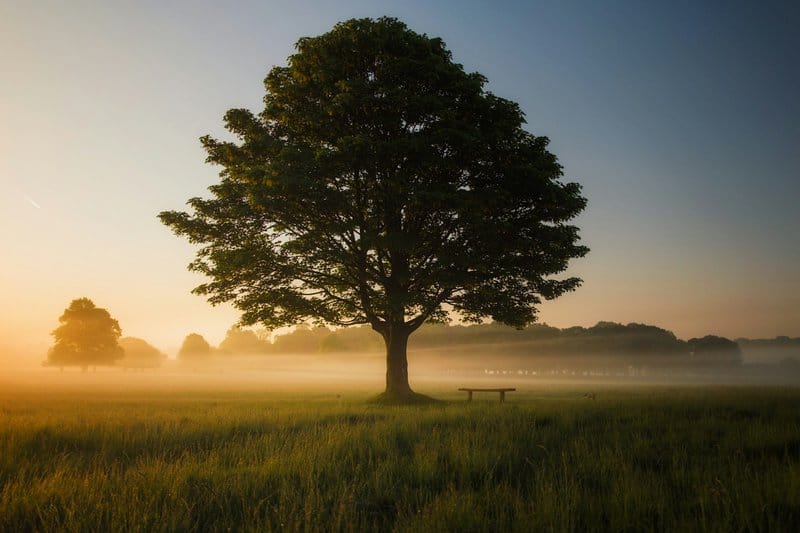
[159,17,588,396]
[219,326,271,354]
[178,333,213,361]
[47,298,123,369]
[688,335,742,365]
[267,321,690,358]
[118,337,167,368]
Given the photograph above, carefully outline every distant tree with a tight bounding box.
[688,336,742,366]
[219,326,271,354]
[319,325,383,353]
[271,325,331,353]
[159,17,587,401]
[178,333,213,362]
[118,337,167,370]
[47,298,123,371]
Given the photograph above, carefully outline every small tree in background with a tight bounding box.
[219,326,271,354]
[688,336,742,366]
[119,337,167,370]
[178,333,213,363]
[47,298,124,371]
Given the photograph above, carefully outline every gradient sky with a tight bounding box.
[2,0,798,356]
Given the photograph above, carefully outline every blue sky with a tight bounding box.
[1,1,798,354]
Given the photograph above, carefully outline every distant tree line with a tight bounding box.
[735,336,800,366]
[205,321,752,367]
[46,298,794,371]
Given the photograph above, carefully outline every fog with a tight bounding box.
[3,346,799,399]
[3,319,798,395]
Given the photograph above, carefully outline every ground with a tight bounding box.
[1,375,798,531]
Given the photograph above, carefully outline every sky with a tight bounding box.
[1,0,798,356]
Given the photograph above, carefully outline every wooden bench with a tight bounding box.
[458,387,516,402]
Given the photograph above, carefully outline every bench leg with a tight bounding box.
[499,391,505,403]
[467,390,473,402]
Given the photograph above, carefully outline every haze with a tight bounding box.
[4,322,798,391]
[2,1,799,361]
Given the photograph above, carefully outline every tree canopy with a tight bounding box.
[118,337,167,369]
[47,298,123,370]
[178,333,213,361]
[160,17,588,399]
[688,335,742,366]
[219,326,271,354]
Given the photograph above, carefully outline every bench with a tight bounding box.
[458,387,516,402]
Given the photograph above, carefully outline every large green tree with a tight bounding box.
[160,17,588,401]
[47,298,124,371]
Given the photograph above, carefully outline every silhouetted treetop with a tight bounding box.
[688,335,742,365]
[119,337,167,368]
[219,326,271,354]
[178,333,212,360]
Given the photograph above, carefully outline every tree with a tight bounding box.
[118,337,167,370]
[688,336,742,366]
[159,17,588,401]
[271,325,331,353]
[47,298,124,371]
[219,326,271,354]
[178,333,212,362]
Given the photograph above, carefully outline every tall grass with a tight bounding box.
[1,386,798,531]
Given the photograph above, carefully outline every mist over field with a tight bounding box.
[3,362,799,531]
[5,322,799,393]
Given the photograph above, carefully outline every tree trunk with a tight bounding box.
[383,324,413,397]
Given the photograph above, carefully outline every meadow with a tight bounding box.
[1,376,799,532]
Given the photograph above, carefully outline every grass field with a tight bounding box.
[1,378,799,532]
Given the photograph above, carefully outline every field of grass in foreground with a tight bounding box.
[1,383,799,532]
